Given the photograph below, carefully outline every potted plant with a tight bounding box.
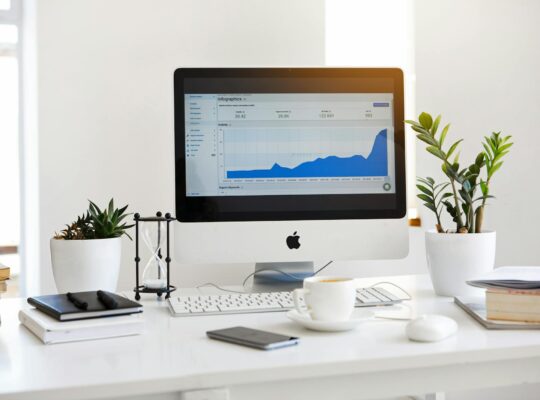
[51,199,134,293]
[406,113,512,296]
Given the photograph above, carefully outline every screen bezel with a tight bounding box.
[174,68,406,222]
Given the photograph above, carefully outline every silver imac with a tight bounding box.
[174,68,408,289]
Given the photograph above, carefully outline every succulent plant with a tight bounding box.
[53,199,134,240]
[54,213,94,240]
[88,199,134,240]
[406,113,512,233]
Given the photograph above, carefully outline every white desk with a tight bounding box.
[1,274,540,400]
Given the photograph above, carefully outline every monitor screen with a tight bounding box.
[175,69,406,222]
[185,93,395,197]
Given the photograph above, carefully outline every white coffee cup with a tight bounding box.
[293,276,358,322]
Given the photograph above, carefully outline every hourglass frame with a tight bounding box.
[133,212,176,300]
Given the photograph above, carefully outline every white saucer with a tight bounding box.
[286,309,374,332]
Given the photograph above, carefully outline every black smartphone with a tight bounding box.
[207,326,299,350]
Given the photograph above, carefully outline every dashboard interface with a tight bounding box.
[185,93,395,197]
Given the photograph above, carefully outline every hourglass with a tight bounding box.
[133,212,176,300]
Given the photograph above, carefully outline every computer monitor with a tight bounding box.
[174,68,408,288]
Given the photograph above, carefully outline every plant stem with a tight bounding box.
[475,205,484,233]
[435,212,443,233]
[475,176,491,233]
[448,175,464,229]
[469,206,474,233]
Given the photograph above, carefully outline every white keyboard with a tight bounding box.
[168,287,406,317]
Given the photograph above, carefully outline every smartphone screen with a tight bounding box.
[207,326,299,350]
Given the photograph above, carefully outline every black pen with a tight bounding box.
[97,290,118,309]
[66,292,88,310]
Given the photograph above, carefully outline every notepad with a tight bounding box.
[27,291,142,321]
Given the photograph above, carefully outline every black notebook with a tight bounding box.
[28,291,143,321]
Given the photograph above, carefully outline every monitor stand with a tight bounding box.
[251,261,314,292]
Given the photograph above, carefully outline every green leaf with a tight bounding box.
[417,193,433,203]
[440,192,453,199]
[441,163,448,176]
[88,205,99,220]
[411,125,429,135]
[475,152,485,167]
[486,136,496,153]
[419,112,433,130]
[439,123,450,146]
[473,195,494,203]
[108,198,114,217]
[416,184,433,196]
[405,120,422,127]
[423,202,438,214]
[446,139,463,159]
[431,115,441,136]
[498,142,513,152]
[416,133,439,147]
[117,204,129,216]
[116,214,129,223]
[443,200,459,221]
[469,164,480,175]
[492,150,509,166]
[482,143,493,161]
[459,188,473,203]
[488,161,503,178]
[442,162,459,181]
[426,146,446,160]
[417,177,431,186]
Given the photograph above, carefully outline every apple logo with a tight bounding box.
[286,231,301,249]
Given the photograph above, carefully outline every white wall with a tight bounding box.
[415,0,540,267]
[32,0,540,297]
[414,3,540,397]
[28,0,326,294]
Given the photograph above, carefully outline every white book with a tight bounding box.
[467,266,540,290]
[19,308,145,344]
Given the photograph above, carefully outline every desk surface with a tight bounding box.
[2,274,540,400]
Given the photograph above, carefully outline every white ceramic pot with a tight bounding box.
[50,237,122,293]
[425,230,496,297]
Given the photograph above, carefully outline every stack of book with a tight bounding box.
[0,262,10,293]
[20,291,144,344]
[457,267,540,328]
[486,289,540,322]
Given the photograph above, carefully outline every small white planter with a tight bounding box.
[50,237,122,293]
[425,230,496,297]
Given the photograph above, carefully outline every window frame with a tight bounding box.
[0,0,22,257]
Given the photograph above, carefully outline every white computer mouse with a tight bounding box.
[406,314,458,342]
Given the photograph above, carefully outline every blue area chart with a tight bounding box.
[227,129,388,179]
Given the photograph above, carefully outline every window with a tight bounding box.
[0,0,21,291]
[325,0,418,218]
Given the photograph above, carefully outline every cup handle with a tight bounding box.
[293,288,310,315]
